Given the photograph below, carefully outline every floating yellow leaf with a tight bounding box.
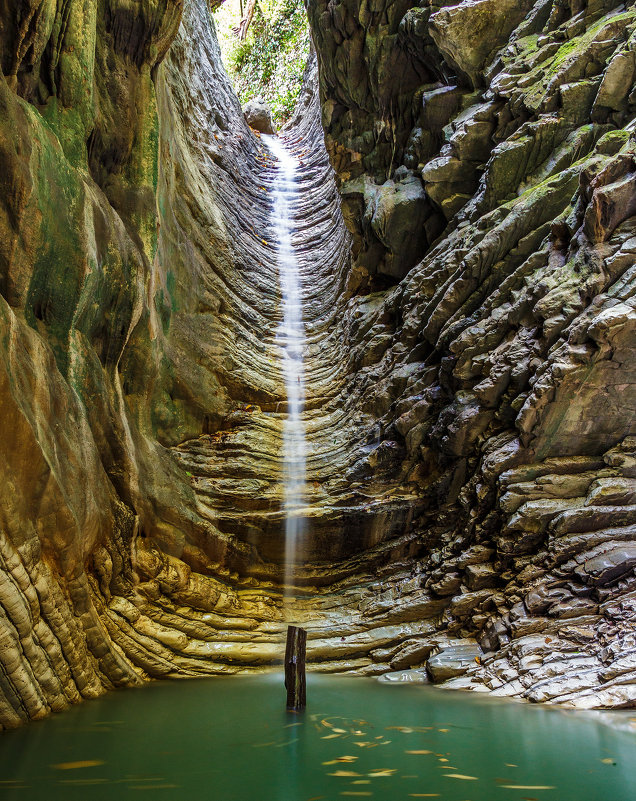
[443,774,478,780]
[352,780,371,785]
[600,758,616,764]
[367,770,396,777]
[129,785,179,790]
[438,758,449,763]
[332,729,347,734]
[405,750,433,755]
[52,761,105,771]
[321,757,357,764]
[328,771,360,777]
[505,764,519,768]
[498,786,556,790]
[438,728,449,733]
[321,734,341,740]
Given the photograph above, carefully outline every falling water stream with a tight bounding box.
[263,134,307,602]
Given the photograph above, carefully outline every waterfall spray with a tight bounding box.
[263,134,307,605]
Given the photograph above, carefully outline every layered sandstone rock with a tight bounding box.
[0,0,634,729]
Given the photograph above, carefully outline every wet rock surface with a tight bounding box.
[0,0,635,729]
[427,643,482,682]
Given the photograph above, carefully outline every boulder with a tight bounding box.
[243,98,275,134]
[427,644,482,682]
[586,478,636,507]
[378,668,430,684]
[575,544,636,587]
[464,563,498,591]
[593,51,635,112]
[368,172,430,279]
[429,0,536,88]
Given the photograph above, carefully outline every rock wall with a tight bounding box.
[0,0,185,728]
[0,0,292,728]
[0,0,635,729]
[306,0,636,705]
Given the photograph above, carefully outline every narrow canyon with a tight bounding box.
[0,0,635,730]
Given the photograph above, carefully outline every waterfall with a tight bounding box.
[263,134,307,600]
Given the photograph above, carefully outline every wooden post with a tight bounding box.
[285,625,307,710]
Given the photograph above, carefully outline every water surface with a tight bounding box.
[0,674,634,800]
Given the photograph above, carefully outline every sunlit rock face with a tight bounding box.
[0,0,635,729]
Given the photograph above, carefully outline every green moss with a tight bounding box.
[40,99,87,168]
[37,0,98,167]
[128,76,160,263]
[538,10,632,72]
[24,126,87,375]
[166,271,178,313]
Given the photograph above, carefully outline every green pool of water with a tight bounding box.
[1,674,634,800]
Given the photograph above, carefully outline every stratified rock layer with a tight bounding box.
[306,0,636,704]
[0,0,634,729]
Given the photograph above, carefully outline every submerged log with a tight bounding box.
[285,625,307,710]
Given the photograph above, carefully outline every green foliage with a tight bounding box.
[213,0,310,125]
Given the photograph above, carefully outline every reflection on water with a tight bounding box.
[0,674,635,800]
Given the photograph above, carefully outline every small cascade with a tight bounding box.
[263,134,308,602]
